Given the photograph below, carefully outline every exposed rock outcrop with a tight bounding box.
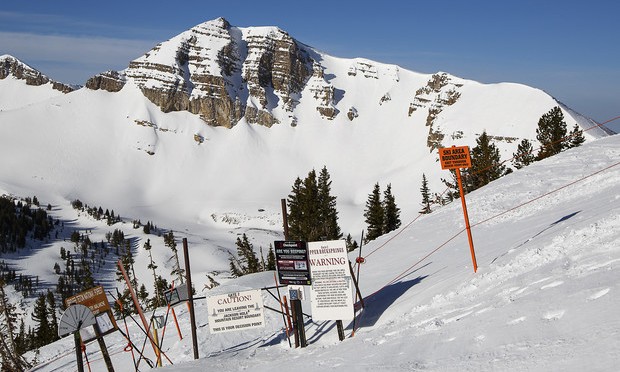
[408,73,463,151]
[0,55,75,93]
[85,71,126,92]
[90,18,313,128]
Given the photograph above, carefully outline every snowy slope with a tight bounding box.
[28,134,620,371]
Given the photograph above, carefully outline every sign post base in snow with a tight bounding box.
[439,145,478,273]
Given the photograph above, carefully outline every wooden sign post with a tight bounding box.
[439,145,478,273]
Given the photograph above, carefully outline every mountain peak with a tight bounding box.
[0,54,75,93]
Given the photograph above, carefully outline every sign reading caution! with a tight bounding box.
[439,146,472,170]
[207,289,265,334]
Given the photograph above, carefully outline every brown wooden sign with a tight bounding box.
[439,146,472,169]
[66,285,118,341]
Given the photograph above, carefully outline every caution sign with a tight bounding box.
[207,289,265,334]
[439,146,472,169]
[308,240,354,321]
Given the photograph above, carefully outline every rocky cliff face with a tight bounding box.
[88,18,313,128]
[0,55,75,93]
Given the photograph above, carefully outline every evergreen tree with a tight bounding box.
[345,233,358,252]
[31,294,51,347]
[316,166,342,240]
[420,174,432,214]
[364,183,385,242]
[144,239,162,308]
[266,245,276,271]
[45,291,59,344]
[512,138,536,169]
[0,281,30,370]
[568,123,586,148]
[383,184,401,233]
[137,284,149,309]
[536,106,568,160]
[440,169,462,202]
[286,177,305,240]
[164,232,184,283]
[469,130,506,190]
[228,234,260,277]
[151,276,169,309]
[300,169,320,240]
[286,167,342,242]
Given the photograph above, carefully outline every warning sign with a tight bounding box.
[207,289,265,334]
[308,240,354,321]
[439,146,472,169]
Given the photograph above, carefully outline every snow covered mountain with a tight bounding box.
[1,16,619,370]
[27,132,620,371]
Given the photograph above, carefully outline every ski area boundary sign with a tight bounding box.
[439,146,472,169]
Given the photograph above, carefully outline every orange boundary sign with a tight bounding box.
[439,146,472,169]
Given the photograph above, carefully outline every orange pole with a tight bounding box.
[117,260,160,358]
[169,282,183,340]
[283,295,293,334]
[456,168,478,272]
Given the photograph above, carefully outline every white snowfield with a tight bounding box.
[27,134,620,371]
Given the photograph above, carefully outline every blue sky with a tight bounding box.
[1,1,619,131]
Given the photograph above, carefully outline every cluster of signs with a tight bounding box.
[64,286,118,342]
[205,239,354,334]
[64,239,353,338]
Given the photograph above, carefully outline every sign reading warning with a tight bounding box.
[207,289,265,334]
[308,240,354,321]
[439,146,472,169]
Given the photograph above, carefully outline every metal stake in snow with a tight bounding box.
[439,145,478,273]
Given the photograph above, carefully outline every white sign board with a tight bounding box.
[308,240,354,320]
[207,289,265,334]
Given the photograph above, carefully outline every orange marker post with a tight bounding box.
[439,145,478,273]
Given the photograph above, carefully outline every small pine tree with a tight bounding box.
[228,234,260,277]
[45,291,59,344]
[345,233,358,252]
[536,106,568,160]
[568,124,586,148]
[469,130,506,190]
[164,231,184,283]
[441,169,463,202]
[364,183,385,242]
[420,173,432,214]
[266,245,276,271]
[512,138,536,169]
[137,284,149,309]
[31,294,51,347]
[383,184,401,233]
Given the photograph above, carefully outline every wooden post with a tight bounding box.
[74,330,85,372]
[93,322,115,371]
[182,238,200,360]
[281,198,289,239]
[274,273,292,347]
[293,299,307,347]
[280,199,307,347]
[336,320,345,341]
[456,168,478,272]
